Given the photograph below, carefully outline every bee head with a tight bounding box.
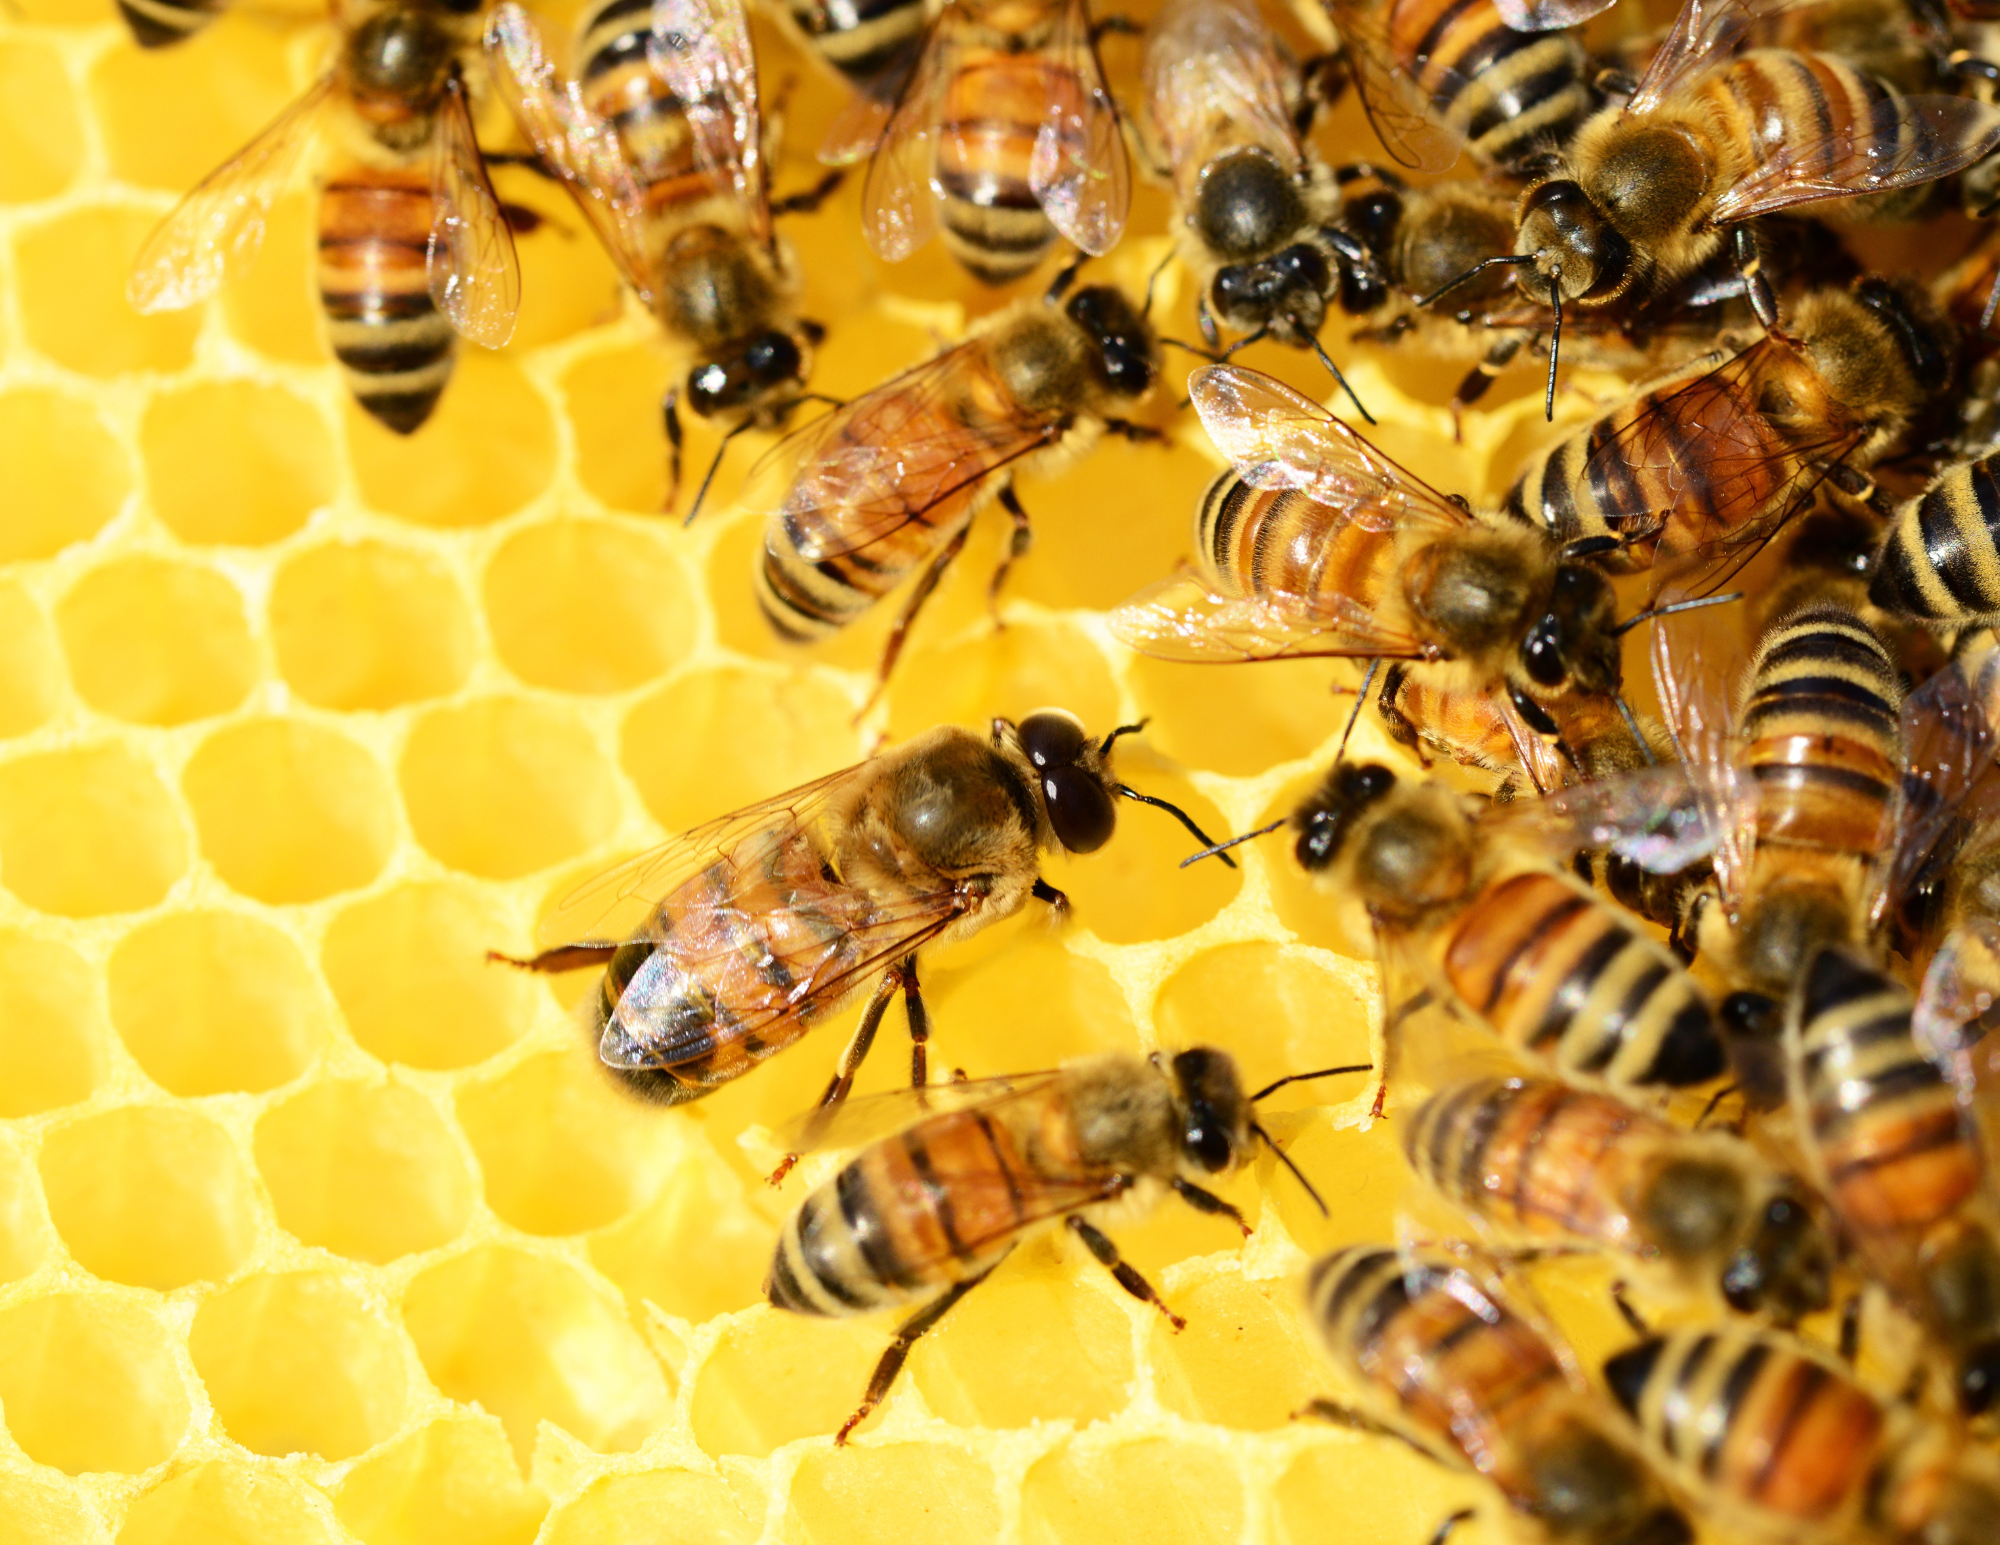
[1517,177,1631,303]
[1064,286,1158,400]
[1211,244,1333,339]
[1291,761,1396,874]
[1012,709,1120,854]
[1720,1188,1833,1323]
[1165,1046,1249,1174]
[1193,149,1307,260]
[345,7,457,114]
[687,328,810,420]
[1519,562,1621,696]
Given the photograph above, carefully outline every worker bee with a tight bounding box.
[769,1047,1367,1442]
[485,0,835,504]
[819,0,1129,285]
[1405,1075,1834,1322]
[1870,452,2000,630]
[757,267,1159,695]
[127,0,522,434]
[117,0,231,49]
[1304,1245,1693,1545]
[493,710,1229,1151]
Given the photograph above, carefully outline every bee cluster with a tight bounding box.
[101,0,2000,1536]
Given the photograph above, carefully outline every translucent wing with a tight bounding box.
[1107,571,1432,662]
[1322,0,1462,173]
[1628,0,1775,114]
[1190,365,1475,535]
[1143,0,1304,196]
[857,4,959,260]
[1490,0,1619,29]
[484,1,661,306]
[647,0,772,247]
[1886,639,2000,922]
[776,1069,1070,1152]
[428,73,522,349]
[1030,0,1131,256]
[817,40,925,166]
[1486,763,1736,873]
[127,74,333,313]
[1914,924,2000,1187]
[1650,593,1749,910]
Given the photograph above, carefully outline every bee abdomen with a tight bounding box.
[318,176,453,436]
[1387,0,1589,168]
[785,0,928,84]
[936,62,1061,285]
[116,0,218,47]
[770,1170,905,1316]
[1197,469,1398,606]
[1871,455,2000,627]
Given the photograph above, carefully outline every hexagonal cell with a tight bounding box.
[401,1247,672,1466]
[590,1142,776,1323]
[334,1413,547,1545]
[0,1142,48,1285]
[540,1471,760,1545]
[1154,943,1374,1103]
[321,882,536,1070]
[0,1471,111,1545]
[0,744,187,918]
[0,386,132,562]
[882,617,1122,747]
[1273,1437,1489,1545]
[1147,1271,1322,1430]
[182,719,395,904]
[40,1106,259,1290]
[0,931,105,1117]
[1265,1116,1411,1261]
[349,356,555,527]
[400,699,619,880]
[0,582,64,737]
[141,380,336,546]
[15,206,200,376]
[0,42,82,204]
[189,1271,411,1461]
[1019,1438,1245,1545]
[56,557,257,726]
[784,1444,1002,1545]
[219,194,324,368]
[457,1051,672,1236]
[117,1463,338,1545]
[0,1293,190,1475]
[926,930,1139,1079]
[108,910,326,1096]
[561,340,676,514]
[486,519,697,695]
[89,28,293,192]
[688,1310,887,1458]
[269,541,474,711]
[255,1079,474,1264]
[622,665,860,833]
[1127,653,1355,778]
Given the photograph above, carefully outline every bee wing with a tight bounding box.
[1712,80,2000,224]
[1650,593,1752,910]
[816,41,927,167]
[1142,0,1305,191]
[428,73,522,349]
[1321,0,1461,173]
[856,4,960,260]
[484,1,662,307]
[1029,0,1132,256]
[1914,924,2000,1157]
[1189,366,1474,536]
[775,1069,1071,1152]
[1489,0,1619,29]
[127,73,334,313]
[1626,0,1776,114]
[1885,640,2000,922]
[646,0,772,246]
[1485,763,1730,873]
[1106,571,1431,662]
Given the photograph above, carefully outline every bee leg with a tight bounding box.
[1611,1280,1650,1337]
[1821,461,1894,519]
[771,169,844,218]
[1295,1399,1436,1462]
[1067,1216,1186,1330]
[1839,1292,1863,1363]
[1450,336,1525,444]
[1170,1178,1251,1238]
[1197,294,1221,351]
[1087,12,1140,43]
[487,943,618,973]
[837,1256,1005,1445]
[1102,417,1168,444]
[988,484,1032,627]
[769,968,903,1184]
[860,522,972,717]
[1730,226,1783,338]
[1032,876,1070,912]
[898,957,930,1087]
[661,389,683,513]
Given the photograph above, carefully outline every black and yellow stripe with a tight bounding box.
[578,0,714,219]
[317,172,456,436]
[1870,453,2000,628]
[1383,0,1592,168]
[933,14,1069,285]
[780,0,930,90]
[116,0,224,48]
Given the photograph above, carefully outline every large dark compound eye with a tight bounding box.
[1293,762,1395,871]
[686,331,804,415]
[1019,711,1117,853]
[1171,1048,1241,1172]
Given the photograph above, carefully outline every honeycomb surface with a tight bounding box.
[0,2,1652,1541]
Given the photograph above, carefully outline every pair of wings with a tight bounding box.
[484,0,770,311]
[127,70,520,348]
[1142,0,1307,198]
[820,0,1129,262]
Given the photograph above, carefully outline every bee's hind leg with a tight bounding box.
[1068,1216,1186,1330]
[987,484,1032,627]
[898,957,931,1087]
[837,1254,1007,1445]
[858,522,972,720]
[768,968,903,1185]
[488,943,618,973]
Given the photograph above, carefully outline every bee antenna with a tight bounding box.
[1983,265,2000,335]
[1544,271,1562,422]
[1158,336,1226,362]
[1611,590,1746,636]
[1141,247,1176,318]
[1118,784,1238,868]
[1251,1119,1329,1216]
[1308,333,1376,426]
[683,422,755,527]
[1412,253,1533,311]
[1332,655,1384,765]
[1178,817,1284,868]
[1249,1063,1373,1103]
[1099,719,1149,756]
[1045,253,1088,305]
[1612,692,1657,766]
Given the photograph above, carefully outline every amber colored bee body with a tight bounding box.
[1376,0,1594,169]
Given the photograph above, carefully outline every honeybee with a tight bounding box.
[127,0,522,435]
[1304,1245,1693,1545]
[117,0,231,49]
[1870,452,2000,630]
[819,0,1129,285]
[1405,1075,1834,1322]
[769,1046,1368,1442]
[758,0,933,105]
[493,710,1229,1146]
[757,269,1159,694]
[485,0,833,504]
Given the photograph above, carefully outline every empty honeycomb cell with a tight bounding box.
[561,341,677,513]
[0,1471,112,1545]
[400,698,619,879]
[0,1141,48,1283]
[457,1050,674,1236]
[15,206,201,376]
[335,1413,547,1545]
[785,1445,1002,1545]
[1127,655,1354,778]
[269,541,475,710]
[1154,944,1373,1099]
[0,41,83,203]
[189,1272,411,1461]
[141,379,336,546]
[255,1079,474,1263]
[183,719,395,903]
[0,582,65,736]
[882,616,1122,746]
[321,882,534,1069]
[540,1470,760,1545]
[218,194,325,366]
[56,557,257,726]
[927,930,1138,1076]
[0,931,105,1117]
[0,744,187,917]
[1148,1272,1322,1431]
[1274,1439,1490,1545]
[401,1247,672,1466]
[0,1293,190,1474]
[107,910,327,1096]
[688,1310,889,1458]
[1019,1438,1244,1545]
[1264,1118,1411,1261]
[117,1462,338,1545]
[40,1106,259,1289]
[590,1141,777,1323]
[485,518,697,694]
[349,356,556,527]
[0,386,132,562]
[622,664,859,831]
[90,27,293,192]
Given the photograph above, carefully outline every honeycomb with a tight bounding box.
[0,1,1664,1541]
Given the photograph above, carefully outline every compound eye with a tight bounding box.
[747,330,803,384]
[685,361,736,416]
[1018,710,1088,770]
[1521,617,1567,687]
[1045,766,1117,853]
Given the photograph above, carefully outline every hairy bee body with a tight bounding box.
[1383,0,1593,169]
[1871,453,2000,629]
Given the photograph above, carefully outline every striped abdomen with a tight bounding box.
[578,0,713,223]
[1441,870,1725,1089]
[318,167,454,435]
[1604,1330,1884,1530]
[935,44,1065,284]
[116,0,221,48]
[1870,455,2000,629]
[1196,469,1402,612]
[1379,665,1566,793]
[783,0,929,90]
[1384,0,1590,168]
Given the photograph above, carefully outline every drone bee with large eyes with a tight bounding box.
[128,0,522,435]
